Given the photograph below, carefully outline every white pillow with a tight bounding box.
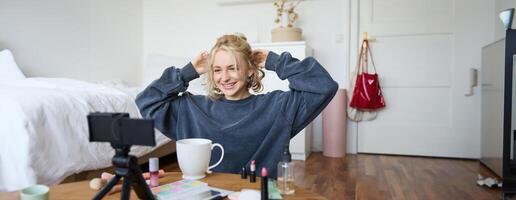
[0,49,26,80]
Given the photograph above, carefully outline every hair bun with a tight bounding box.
[234,32,247,41]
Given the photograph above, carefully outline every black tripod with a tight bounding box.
[92,144,156,200]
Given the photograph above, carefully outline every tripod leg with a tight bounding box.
[93,175,122,200]
[130,158,156,200]
[121,173,132,200]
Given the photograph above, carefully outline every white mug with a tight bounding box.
[176,138,224,180]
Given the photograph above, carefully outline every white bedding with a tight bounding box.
[0,78,170,191]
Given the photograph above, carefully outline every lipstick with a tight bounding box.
[250,160,256,183]
[261,167,269,200]
[241,167,247,179]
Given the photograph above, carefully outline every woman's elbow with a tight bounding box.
[324,80,339,97]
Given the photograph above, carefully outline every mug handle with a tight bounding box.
[207,143,224,174]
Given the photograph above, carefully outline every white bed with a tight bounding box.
[0,77,171,191]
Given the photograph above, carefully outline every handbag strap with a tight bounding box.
[355,39,378,74]
[365,40,378,74]
[355,40,367,74]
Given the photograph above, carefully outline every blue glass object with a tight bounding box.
[499,8,514,30]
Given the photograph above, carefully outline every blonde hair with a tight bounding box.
[206,34,264,100]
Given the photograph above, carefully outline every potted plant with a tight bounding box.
[271,0,303,42]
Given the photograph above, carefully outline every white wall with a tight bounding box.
[453,0,495,158]
[0,0,503,155]
[143,0,350,151]
[0,0,143,86]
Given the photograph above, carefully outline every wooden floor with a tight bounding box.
[160,152,501,200]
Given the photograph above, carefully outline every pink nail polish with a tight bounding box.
[149,157,159,188]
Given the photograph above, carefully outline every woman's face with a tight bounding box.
[212,50,251,100]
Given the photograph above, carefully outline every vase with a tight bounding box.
[271,27,302,42]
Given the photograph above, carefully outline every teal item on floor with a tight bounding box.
[269,180,283,200]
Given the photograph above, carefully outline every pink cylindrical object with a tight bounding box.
[322,89,347,157]
[149,157,159,188]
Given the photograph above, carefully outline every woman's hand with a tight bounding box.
[251,49,269,69]
[192,51,209,75]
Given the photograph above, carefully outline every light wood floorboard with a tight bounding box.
[160,152,501,199]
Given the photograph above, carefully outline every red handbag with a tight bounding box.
[350,40,386,110]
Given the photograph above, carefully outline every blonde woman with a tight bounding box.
[136,34,338,178]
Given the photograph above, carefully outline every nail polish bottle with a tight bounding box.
[241,167,248,179]
[149,157,159,188]
[250,160,256,183]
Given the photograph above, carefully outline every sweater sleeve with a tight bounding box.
[135,63,199,141]
[265,52,338,137]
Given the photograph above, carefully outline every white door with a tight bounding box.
[354,0,493,158]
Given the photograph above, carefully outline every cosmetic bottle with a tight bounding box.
[277,145,295,195]
[241,167,248,179]
[261,167,269,200]
[149,157,159,188]
[250,160,257,183]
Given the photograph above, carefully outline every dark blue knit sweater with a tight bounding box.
[136,52,338,178]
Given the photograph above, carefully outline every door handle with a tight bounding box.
[465,68,478,96]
